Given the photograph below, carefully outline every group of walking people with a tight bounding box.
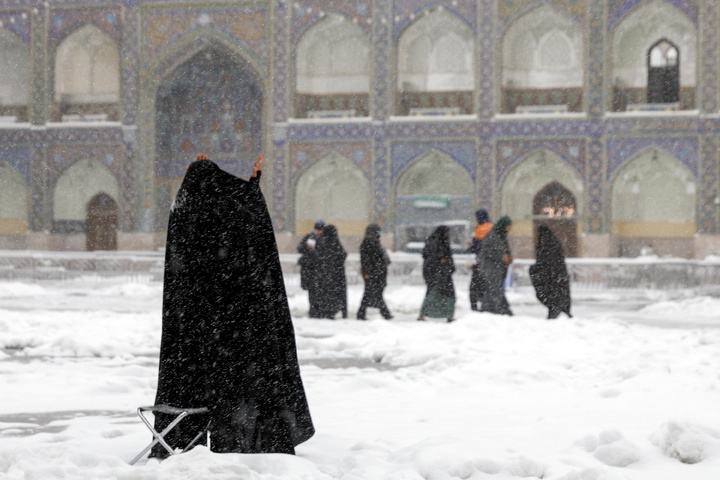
[298,213,572,322]
[298,221,392,320]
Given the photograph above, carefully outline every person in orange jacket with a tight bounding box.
[466,209,493,311]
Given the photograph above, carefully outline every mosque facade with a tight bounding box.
[0,0,718,258]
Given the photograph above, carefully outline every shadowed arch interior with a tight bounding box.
[0,160,29,234]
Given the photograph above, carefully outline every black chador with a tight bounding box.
[529,225,572,319]
[151,159,314,456]
[357,224,392,320]
[309,224,348,319]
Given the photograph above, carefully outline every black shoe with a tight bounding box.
[447,317,455,323]
[383,315,393,320]
[357,316,366,321]
[417,316,425,321]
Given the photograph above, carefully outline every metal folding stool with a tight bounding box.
[130,404,209,465]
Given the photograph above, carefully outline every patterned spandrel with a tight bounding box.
[607,0,698,31]
[392,0,477,38]
[291,0,373,42]
[154,49,263,179]
[606,136,699,181]
[0,9,32,46]
[47,6,122,50]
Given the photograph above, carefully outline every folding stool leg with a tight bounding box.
[129,409,189,465]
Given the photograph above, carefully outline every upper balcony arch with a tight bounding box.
[395,7,475,117]
[500,3,585,114]
[0,28,30,121]
[52,23,120,122]
[610,0,697,112]
[293,12,371,119]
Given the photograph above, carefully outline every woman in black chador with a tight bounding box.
[418,225,456,323]
[311,224,348,319]
[529,225,572,319]
[151,155,314,457]
[478,215,514,316]
[357,223,393,320]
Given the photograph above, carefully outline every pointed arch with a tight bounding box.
[395,149,473,197]
[52,158,120,233]
[0,159,29,234]
[501,3,584,113]
[611,0,696,111]
[294,152,371,236]
[500,149,584,236]
[610,148,696,236]
[52,23,120,121]
[293,13,371,118]
[393,150,474,250]
[0,28,30,120]
[396,8,474,116]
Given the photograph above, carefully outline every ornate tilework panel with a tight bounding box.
[0,9,31,46]
[143,7,269,68]
[390,140,477,183]
[604,117,699,136]
[273,0,289,123]
[0,144,30,180]
[271,140,287,230]
[121,5,139,126]
[289,140,372,181]
[700,0,718,113]
[699,132,719,233]
[479,0,495,119]
[606,136,699,180]
[495,138,587,180]
[498,0,586,32]
[373,125,389,227]
[587,136,604,233]
[48,6,122,51]
[291,0,373,42]
[607,0,698,31]
[121,141,135,231]
[30,142,45,231]
[374,0,391,122]
[392,0,477,38]
[477,136,493,209]
[588,0,605,117]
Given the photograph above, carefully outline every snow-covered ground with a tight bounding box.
[0,278,719,480]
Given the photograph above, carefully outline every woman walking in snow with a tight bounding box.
[529,225,572,319]
[357,223,393,320]
[311,224,348,319]
[477,215,514,316]
[417,225,456,323]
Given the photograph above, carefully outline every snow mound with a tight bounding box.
[0,282,46,298]
[575,429,642,467]
[651,421,720,464]
[640,296,720,318]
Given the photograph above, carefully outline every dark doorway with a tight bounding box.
[647,39,679,104]
[533,182,577,257]
[86,193,119,251]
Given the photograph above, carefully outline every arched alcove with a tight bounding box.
[54,24,120,121]
[154,47,263,230]
[396,9,474,116]
[294,153,371,236]
[53,158,120,233]
[0,29,29,121]
[294,14,371,118]
[611,0,696,111]
[501,4,584,113]
[611,149,695,234]
[500,150,584,237]
[394,150,474,250]
[0,160,29,234]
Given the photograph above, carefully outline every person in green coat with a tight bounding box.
[418,225,456,323]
